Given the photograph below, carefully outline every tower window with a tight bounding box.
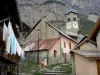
[68,18,70,22]
[73,18,76,21]
[54,50,57,57]
[64,42,66,48]
[69,42,71,49]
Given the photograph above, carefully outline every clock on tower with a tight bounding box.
[65,8,79,36]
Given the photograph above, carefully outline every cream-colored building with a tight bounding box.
[71,17,100,75]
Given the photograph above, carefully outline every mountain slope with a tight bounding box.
[17,0,99,35]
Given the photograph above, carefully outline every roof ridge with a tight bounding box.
[45,22,77,43]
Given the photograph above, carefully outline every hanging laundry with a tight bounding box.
[6,21,12,53]
[14,37,17,54]
[11,32,16,54]
[3,22,8,41]
[16,39,22,56]
[21,50,25,61]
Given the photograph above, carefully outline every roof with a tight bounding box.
[65,8,78,15]
[25,38,60,52]
[25,18,77,43]
[89,17,100,41]
[25,18,42,38]
[23,41,35,51]
[71,50,100,58]
[72,36,96,50]
[45,22,77,43]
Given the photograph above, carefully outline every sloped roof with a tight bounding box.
[65,8,78,15]
[23,41,35,51]
[25,19,42,38]
[46,22,77,43]
[71,36,96,50]
[25,38,59,52]
[89,17,100,41]
[72,50,100,58]
[25,18,77,43]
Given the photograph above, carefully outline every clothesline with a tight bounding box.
[0,17,10,23]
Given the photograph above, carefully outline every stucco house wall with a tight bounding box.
[61,35,76,60]
[25,51,47,64]
[75,41,97,51]
[48,39,61,65]
[96,30,100,51]
[80,42,97,50]
[72,41,97,75]
[25,51,38,63]
[25,39,62,65]
[45,23,59,39]
[75,53,98,75]
[26,20,59,42]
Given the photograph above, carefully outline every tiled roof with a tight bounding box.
[25,38,60,51]
[72,50,100,57]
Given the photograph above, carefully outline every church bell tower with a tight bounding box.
[65,9,79,37]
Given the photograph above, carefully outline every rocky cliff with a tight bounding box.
[16,0,100,35]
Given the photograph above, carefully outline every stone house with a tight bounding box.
[71,17,100,75]
[24,19,77,65]
[25,38,60,65]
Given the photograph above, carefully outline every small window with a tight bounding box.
[68,18,70,22]
[54,50,57,57]
[64,42,66,48]
[73,18,76,21]
[69,42,71,49]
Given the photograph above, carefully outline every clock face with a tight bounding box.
[72,22,78,29]
[66,22,72,29]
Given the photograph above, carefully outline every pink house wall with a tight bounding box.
[60,35,76,59]
[48,39,61,65]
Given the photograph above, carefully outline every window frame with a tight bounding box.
[64,42,66,48]
[54,50,57,57]
[73,17,76,21]
[69,42,71,49]
[68,18,70,22]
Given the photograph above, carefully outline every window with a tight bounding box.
[54,50,57,57]
[73,17,76,21]
[68,18,70,22]
[64,42,66,48]
[69,42,71,49]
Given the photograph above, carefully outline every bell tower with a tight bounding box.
[65,9,79,37]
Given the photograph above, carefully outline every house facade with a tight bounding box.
[24,19,76,65]
[25,38,61,65]
[71,38,98,75]
[71,17,100,75]
[25,37,76,65]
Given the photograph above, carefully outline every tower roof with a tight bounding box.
[65,8,78,15]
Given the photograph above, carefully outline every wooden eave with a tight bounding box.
[89,17,100,41]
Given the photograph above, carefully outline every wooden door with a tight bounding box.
[97,60,100,75]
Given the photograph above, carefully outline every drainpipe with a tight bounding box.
[37,29,40,65]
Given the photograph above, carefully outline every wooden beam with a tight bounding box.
[0,17,10,23]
